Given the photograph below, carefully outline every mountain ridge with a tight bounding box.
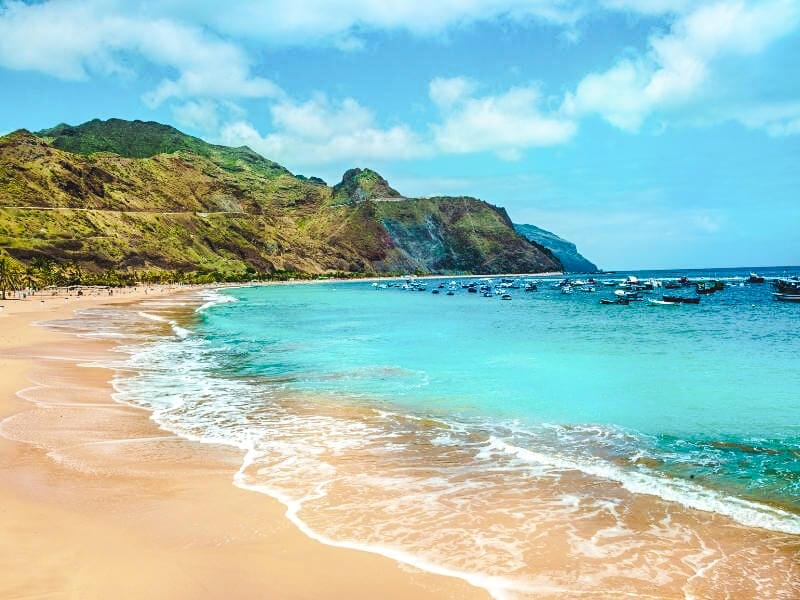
[0,118,568,280]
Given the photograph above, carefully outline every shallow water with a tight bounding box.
[72,268,800,598]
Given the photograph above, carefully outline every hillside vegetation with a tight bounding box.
[0,119,562,283]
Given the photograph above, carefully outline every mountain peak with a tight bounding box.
[332,167,402,204]
[36,118,208,159]
[33,118,292,179]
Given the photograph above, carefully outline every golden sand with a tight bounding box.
[0,289,484,600]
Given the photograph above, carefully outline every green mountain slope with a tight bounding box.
[0,119,561,280]
[514,223,598,273]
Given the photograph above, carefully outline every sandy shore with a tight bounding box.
[0,288,485,600]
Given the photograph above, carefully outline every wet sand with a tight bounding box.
[0,289,484,600]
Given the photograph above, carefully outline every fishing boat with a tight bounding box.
[662,295,700,305]
[501,294,512,300]
[600,297,629,305]
[696,280,724,295]
[747,272,765,284]
[772,277,800,301]
[432,289,439,294]
[773,277,800,294]
[524,283,538,291]
[774,293,800,303]
[446,290,455,296]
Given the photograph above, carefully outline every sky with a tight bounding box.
[1,0,799,269]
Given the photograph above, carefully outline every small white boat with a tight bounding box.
[648,299,681,306]
[561,285,573,294]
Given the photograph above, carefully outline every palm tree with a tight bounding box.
[0,256,22,300]
[24,266,41,292]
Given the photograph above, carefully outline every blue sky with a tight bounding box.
[1,1,799,269]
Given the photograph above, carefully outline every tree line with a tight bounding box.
[0,253,415,300]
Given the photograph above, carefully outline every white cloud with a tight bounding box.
[563,0,800,131]
[429,77,478,108]
[0,0,698,67]
[173,100,220,132]
[154,0,587,41]
[730,101,800,137]
[431,80,576,157]
[220,95,429,166]
[599,0,698,16]
[0,0,280,107]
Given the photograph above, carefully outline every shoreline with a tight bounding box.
[3,283,798,598]
[0,288,486,599]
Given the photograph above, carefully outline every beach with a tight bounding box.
[2,278,798,599]
[0,288,484,600]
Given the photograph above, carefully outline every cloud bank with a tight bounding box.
[0,0,798,166]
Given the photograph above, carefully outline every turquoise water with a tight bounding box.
[96,268,800,595]
[196,269,800,515]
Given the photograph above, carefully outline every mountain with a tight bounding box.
[513,223,598,273]
[332,168,402,204]
[0,119,561,279]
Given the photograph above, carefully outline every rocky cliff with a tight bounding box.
[514,223,598,273]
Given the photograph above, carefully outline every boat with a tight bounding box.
[662,295,700,304]
[501,294,512,300]
[695,280,724,295]
[524,283,538,291]
[551,278,571,290]
[649,299,680,306]
[483,292,492,297]
[561,285,573,294]
[600,297,629,305]
[446,290,455,296]
[774,293,800,302]
[616,289,642,301]
[663,282,682,289]
[468,287,477,293]
[747,272,765,284]
[773,277,800,294]
[432,289,439,294]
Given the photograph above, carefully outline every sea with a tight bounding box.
[75,267,800,598]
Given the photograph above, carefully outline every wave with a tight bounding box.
[487,436,800,535]
[136,311,191,339]
[194,289,238,314]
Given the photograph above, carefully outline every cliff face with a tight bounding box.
[0,119,561,277]
[375,198,559,273]
[514,223,598,273]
